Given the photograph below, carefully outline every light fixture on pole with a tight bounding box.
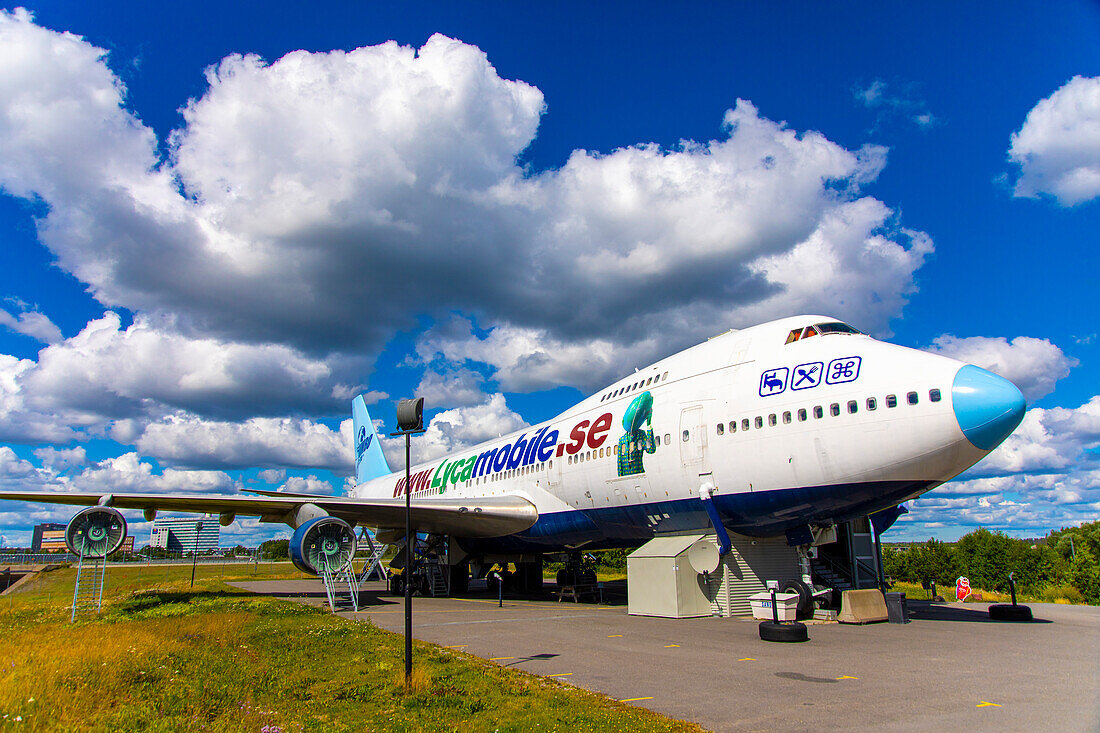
[391,396,425,686]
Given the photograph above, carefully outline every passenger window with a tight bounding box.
[907,391,919,405]
[768,414,777,427]
[830,403,840,417]
[653,374,660,384]
[682,430,690,442]
[886,394,897,408]
[664,433,671,444]
[729,420,737,433]
[797,408,807,422]
[716,423,724,435]
[848,400,858,414]
[742,418,750,431]
[813,406,824,419]
[867,397,877,411]
[930,389,941,402]
[783,411,792,424]
[755,416,763,429]
[663,371,669,380]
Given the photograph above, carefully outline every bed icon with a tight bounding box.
[759,368,789,396]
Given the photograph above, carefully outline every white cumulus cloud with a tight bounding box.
[0,307,62,344]
[927,334,1076,402]
[0,13,932,395]
[135,415,353,473]
[1009,75,1100,206]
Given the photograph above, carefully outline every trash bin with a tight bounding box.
[885,591,909,623]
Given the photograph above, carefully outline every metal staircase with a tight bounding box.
[321,564,360,613]
[71,551,107,622]
[357,528,390,583]
[811,557,853,592]
[421,557,450,597]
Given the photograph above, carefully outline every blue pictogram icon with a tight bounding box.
[759,367,789,397]
[792,362,824,391]
[826,356,862,385]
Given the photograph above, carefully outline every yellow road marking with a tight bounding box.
[490,657,516,661]
[608,634,623,637]
[548,673,573,677]
[621,697,655,702]
[738,657,756,662]
[835,676,859,680]
[977,701,1002,708]
[663,644,680,648]
[444,645,467,649]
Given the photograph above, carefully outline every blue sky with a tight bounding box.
[0,1,1098,547]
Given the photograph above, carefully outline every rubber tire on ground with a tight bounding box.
[759,621,809,642]
[782,579,814,620]
[988,604,1033,622]
[389,575,404,597]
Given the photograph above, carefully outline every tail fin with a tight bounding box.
[352,394,391,485]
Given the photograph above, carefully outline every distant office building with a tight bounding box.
[150,517,219,553]
[31,523,67,553]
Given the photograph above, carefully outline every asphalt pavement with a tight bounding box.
[229,579,1100,732]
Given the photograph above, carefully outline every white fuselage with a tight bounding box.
[354,316,993,550]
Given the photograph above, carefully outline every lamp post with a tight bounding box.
[391,397,425,686]
[190,520,203,589]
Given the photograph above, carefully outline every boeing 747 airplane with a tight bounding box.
[0,315,1025,609]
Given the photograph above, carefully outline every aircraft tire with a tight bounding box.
[759,621,809,643]
[988,604,1033,622]
[389,575,404,597]
[782,579,814,619]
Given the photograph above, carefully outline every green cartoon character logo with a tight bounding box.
[617,391,656,477]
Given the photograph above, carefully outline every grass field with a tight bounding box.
[0,564,701,732]
[890,580,1087,605]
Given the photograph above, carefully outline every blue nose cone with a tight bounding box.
[952,365,1026,451]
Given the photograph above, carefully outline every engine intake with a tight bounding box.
[65,506,128,558]
[290,516,356,575]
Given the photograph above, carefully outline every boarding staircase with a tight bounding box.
[421,556,450,597]
[357,528,390,583]
[811,557,854,593]
[70,549,107,622]
[321,564,360,613]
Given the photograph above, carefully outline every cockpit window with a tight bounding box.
[815,321,862,335]
[785,321,862,344]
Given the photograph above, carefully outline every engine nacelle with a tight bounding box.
[65,506,128,558]
[289,516,357,575]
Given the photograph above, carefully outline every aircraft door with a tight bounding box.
[679,405,709,471]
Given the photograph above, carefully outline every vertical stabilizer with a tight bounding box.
[352,395,391,485]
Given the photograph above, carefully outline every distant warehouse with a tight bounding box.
[150,517,219,553]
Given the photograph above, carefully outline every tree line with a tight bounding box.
[883,520,1100,604]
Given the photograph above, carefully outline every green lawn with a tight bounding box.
[0,564,701,732]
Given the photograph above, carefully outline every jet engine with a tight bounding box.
[65,506,128,558]
[289,516,357,575]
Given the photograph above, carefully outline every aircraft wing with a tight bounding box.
[0,491,538,538]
